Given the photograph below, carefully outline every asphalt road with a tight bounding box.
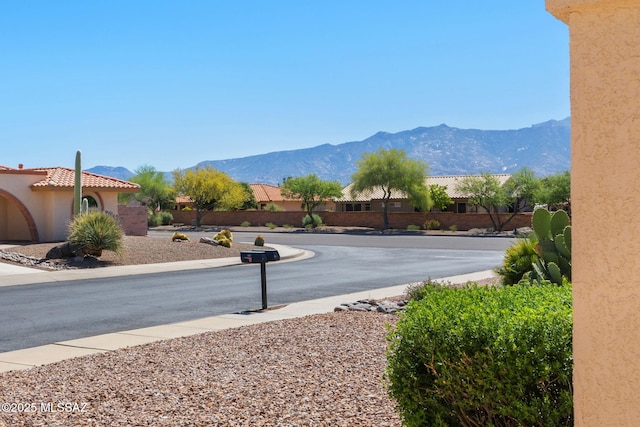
[0,233,513,352]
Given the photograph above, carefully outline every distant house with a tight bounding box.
[335,174,513,214]
[174,195,195,210]
[249,183,336,212]
[0,165,139,242]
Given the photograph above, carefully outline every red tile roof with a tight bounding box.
[19,167,140,192]
[249,183,293,203]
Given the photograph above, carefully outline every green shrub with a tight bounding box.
[241,221,251,227]
[406,224,421,231]
[387,284,573,427]
[423,219,441,230]
[147,209,162,226]
[448,224,457,232]
[266,222,277,229]
[302,213,323,228]
[265,203,284,212]
[496,235,539,285]
[283,224,294,229]
[404,278,450,301]
[68,211,124,257]
[160,211,173,226]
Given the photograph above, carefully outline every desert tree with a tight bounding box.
[350,148,432,229]
[173,165,247,226]
[119,165,174,210]
[534,170,571,214]
[455,168,538,232]
[281,174,343,228]
[428,184,454,211]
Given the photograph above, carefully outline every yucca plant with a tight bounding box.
[68,211,124,257]
[496,234,539,285]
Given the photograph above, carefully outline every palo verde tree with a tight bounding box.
[281,174,343,228]
[455,168,539,232]
[428,184,454,211]
[173,165,248,226]
[534,170,571,214]
[119,165,174,210]
[350,148,432,229]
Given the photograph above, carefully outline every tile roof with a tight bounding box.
[338,174,513,202]
[175,195,194,204]
[22,167,140,192]
[249,183,294,203]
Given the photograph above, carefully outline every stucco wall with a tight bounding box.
[547,0,640,424]
[0,171,124,242]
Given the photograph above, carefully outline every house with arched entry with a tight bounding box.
[0,165,139,242]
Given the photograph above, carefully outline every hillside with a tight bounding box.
[88,118,570,185]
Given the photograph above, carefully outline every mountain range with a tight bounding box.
[88,118,571,185]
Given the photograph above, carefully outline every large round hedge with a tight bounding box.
[386,283,573,426]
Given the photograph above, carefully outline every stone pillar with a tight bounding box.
[547,0,640,425]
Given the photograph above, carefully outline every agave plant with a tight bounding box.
[68,211,124,257]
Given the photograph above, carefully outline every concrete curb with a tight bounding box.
[0,243,310,288]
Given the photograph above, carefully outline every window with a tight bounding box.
[457,202,467,213]
[364,203,371,211]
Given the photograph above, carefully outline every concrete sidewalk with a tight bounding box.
[0,269,496,373]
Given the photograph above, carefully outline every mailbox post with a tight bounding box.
[240,249,280,310]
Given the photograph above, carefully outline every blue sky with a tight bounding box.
[1,1,569,172]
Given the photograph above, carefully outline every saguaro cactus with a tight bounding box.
[74,150,82,216]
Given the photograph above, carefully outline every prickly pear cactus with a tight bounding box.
[530,207,572,285]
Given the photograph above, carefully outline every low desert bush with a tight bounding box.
[68,211,124,257]
[387,283,573,427]
[423,219,441,230]
[265,203,283,212]
[240,221,251,227]
[266,222,277,229]
[147,209,162,226]
[448,224,457,232]
[406,224,421,231]
[160,211,173,226]
[496,235,539,285]
[302,213,323,228]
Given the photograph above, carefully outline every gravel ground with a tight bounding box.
[1,236,262,269]
[0,234,497,425]
[0,236,405,426]
[0,312,401,426]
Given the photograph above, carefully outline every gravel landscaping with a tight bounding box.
[0,312,401,426]
[1,236,262,270]
[0,236,405,426]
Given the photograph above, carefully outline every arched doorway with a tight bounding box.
[0,189,39,242]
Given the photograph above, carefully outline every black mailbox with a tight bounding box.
[264,249,280,261]
[240,250,268,263]
[239,248,281,310]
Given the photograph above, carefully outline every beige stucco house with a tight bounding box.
[0,165,139,242]
[250,183,336,212]
[335,174,513,213]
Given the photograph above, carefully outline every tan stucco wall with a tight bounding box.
[547,0,640,424]
[0,173,121,242]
